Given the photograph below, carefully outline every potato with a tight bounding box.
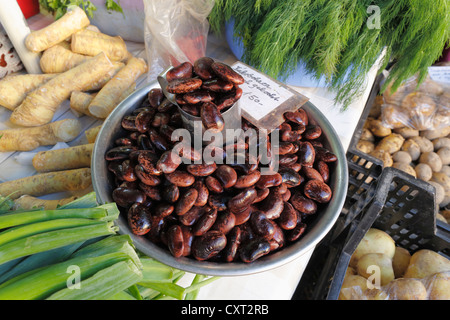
[404,249,450,279]
[368,95,384,118]
[437,147,450,166]
[440,165,450,177]
[401,139,421,161]
[394,126,419,139]
[339,274,368,300]
[357,253,395,286]
[367,118,391,137]
[369,148,393,167]
[415,163,433,181]
[349,228,396,268]
[433,137,450,151]
[419,152,443,172]
[401,92,436,117]
[426,272,450,300]
[428,181,445,205]
[422,127,450,141]
[375,133,405,154]
[356,140,375,154]
[411,136,434,153]
[393,162,417,178]
[360,128,375,142]
[392,151,412,164]
[381,105,406,129]
[392,246,411,278]
[362,288,389,300]
[430,172,450,191]
[384,278,428,300]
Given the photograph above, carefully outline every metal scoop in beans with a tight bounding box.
[164,58,244,133]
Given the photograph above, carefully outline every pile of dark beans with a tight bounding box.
[105,59,337,263]
[166,57,244,133]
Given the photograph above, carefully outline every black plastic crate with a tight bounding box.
[292,167,450,300]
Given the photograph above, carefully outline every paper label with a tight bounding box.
[232,62,294,121]
[428,66,450,84]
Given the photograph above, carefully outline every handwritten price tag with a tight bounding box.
[232,62,309,131]
[428,66,450,84]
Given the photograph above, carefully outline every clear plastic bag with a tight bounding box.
[380,75,450,131]
[143,0,215,81]
[339,271,450,300]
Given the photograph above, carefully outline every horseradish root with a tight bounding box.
[0,119,81,152]
[25,6,90,53]
[10,52,113,127]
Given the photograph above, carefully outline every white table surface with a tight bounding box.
[0,14,382,300]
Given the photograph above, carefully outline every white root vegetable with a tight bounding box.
[0,119,81,152]
[88,57,147,119]
[25,6,90,53]
[0,74,57,110]
[32,143,94,172]
[0,168,92,200]
[10,52,113,127]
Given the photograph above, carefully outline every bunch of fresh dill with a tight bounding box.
[208,0,450,109]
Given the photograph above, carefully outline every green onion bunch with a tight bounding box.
[209,0,450,109]
[0,192,217,300]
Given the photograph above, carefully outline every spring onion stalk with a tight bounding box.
[0,204,119,230]
[46,260,143,300]
[69,234,142,270]
[0,242,85,284]
[184,274,207,300]
[0,222,118,266]
[107,290,137,300]
[57,192,98,209]
[0,218,104,247]
[0,250,135,300]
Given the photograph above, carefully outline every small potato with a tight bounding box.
[367,118,391,137]
[401,139,421,161]
[419,152,443,172]
[357,253,395,286]
[422,127,450,141]
[360,128,375,142]
[384,278,428,300]
[376,133,405,154]
[339,274,369,300]
[415,163,433,181]
[381,105,406,129]
[393,162,416,178]
[426,272,450,300]
[392,151,412,164]
[394,126,419,139]
[430,172,450,191]
[369,149,393,167]
[368,95,384,118]
[433,137,450,151]
[437,147,450,166]
[392,247,411,278]
[362,288,389,300]
[440,165,450,177]
[428,181,445,205]
[404,249,450,279]
[411,136,434,153]
[350,228,396,268]
[356,140,375,154]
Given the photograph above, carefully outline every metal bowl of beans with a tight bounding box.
[92,78,348,277]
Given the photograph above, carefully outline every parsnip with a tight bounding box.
[0,119,81,152]
[86,62,125,91]
[71,29,129,61]
[32,143,94,172]
[0,168,92,200]
[13,195,78,210]
[25,6,90,53]
[40,42,90,73]
[0,74,57,110]
[10,52,113,127]
[88,57,147,119]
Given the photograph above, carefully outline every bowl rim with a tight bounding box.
[91,81,348,277]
